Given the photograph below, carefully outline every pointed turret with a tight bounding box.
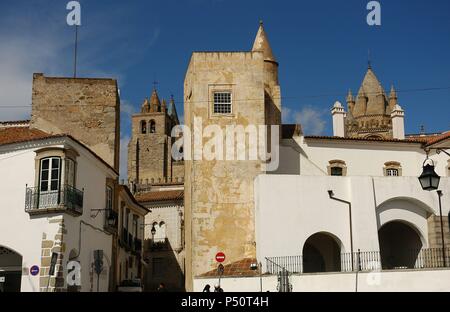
[150,88,161,112]
[161,99,167,113]
[252,21,277,64]
[169,95,179,125]
[388,84,398,114]
[141,98,151,113]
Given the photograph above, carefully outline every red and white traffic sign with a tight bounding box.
[215,252,226,263]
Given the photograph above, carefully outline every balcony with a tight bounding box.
[25,185,83,216]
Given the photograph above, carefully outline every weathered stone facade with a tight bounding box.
[183,22,281,290]
[344,67,400,139]
[30,73,120,170]
[40,217,66,292]
[128,89,183,185]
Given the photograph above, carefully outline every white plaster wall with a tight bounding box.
[194,269,450,292]
[255,175,449,270]
[284,137,449,178]
[0,143,114,292]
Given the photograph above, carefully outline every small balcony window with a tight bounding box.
[26,152,83,216]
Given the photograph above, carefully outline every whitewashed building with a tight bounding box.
[0,123,117,292]
[193,64,450,292]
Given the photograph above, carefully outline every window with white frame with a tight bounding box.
[386,168,399,176]
[213,92,232,114]
[40,157,61,192]
[384,161,402,177]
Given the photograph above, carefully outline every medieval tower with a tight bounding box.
[183,22,282,290]
[127,88,184,186]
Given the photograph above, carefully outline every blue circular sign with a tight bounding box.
[30,265,40,276]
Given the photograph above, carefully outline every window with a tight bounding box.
[386,168,399,176]
[141,121,147,134]
[213,92,232,114]
[150,120,156,133]
[40,157,61,192]
[106,186,113,211]
[327,160,347,176]
[330,167,343,176]
[384,161,402,177]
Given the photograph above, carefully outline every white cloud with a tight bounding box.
[283,106,328,136]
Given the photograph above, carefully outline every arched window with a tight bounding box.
[150,120,156,133]
[141,121,147,134]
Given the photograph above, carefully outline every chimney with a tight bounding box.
[331,101,346,137]
[391,104,405,140]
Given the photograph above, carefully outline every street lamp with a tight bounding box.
[418,157,446,267]
[418,158,440,191]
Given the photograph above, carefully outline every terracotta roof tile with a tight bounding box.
[135,190,184,203]
[199,258,259,277]
[0,127,56,145]
[0,126,118,175]
[304,135,423,144]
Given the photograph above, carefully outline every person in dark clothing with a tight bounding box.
[214,284,224,292]
[157,282,167,292]
[202,284,211,292]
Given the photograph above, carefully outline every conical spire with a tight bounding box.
[252,21,277,63]
[169,95,179,124]
[141,98,151,113]
[346,89,354,103]
[150,88,161,112]
[389,84,397,99]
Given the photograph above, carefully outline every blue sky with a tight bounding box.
[0,0,449,176]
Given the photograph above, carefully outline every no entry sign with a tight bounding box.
[30,265,40,276]
[215,252,226,263]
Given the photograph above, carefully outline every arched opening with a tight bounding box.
[378,221,423,269]
[150,120,156,133]
[141,121,147,134]
[302,233,341,273]
[0,246,22,292]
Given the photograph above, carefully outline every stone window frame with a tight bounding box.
[34,147,79,191]
[384,161,402,177]
[208,84,236,118]
[327,160,347,176]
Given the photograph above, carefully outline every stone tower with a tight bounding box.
[344,65,402,139]
[127,88,183,186]
[30,73,120,170]
[183,22,281,290]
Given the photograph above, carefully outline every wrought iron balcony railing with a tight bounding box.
[25,185,83,216]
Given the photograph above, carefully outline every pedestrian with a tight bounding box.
[202,284,211,292]
[157,282,167,292]
[214,284,223,292]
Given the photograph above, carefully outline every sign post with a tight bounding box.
[215,252,226,289]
